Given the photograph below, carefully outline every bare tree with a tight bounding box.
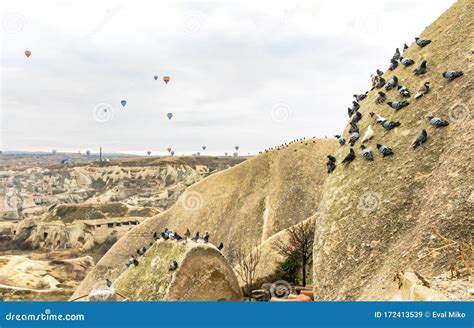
[234,241,261,296]
[273,218,315,286]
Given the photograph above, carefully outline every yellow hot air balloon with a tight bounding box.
[163,76,170,84]
[24,50,31,58]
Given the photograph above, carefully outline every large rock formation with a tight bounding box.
[313,0,473,300]
[73,139,335,299]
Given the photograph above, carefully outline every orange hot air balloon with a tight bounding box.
[25,50,31,58]
[163,76,170,84]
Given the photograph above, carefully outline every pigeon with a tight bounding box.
[341,148,356,166]
[327,155,336,163]
[375,77,386,89]
[398,85,411,97]
[137,246,146,256]
[169,260,178,271]
[415,81,430,99]
[380,120,401,130]
[105,279,112,287]
[174,232,183,241]
[414,60,427,75]
[371,74,379,89]
[442,71,463,81]
[327,159,336,174]
[351,111,362,124]
[349,131,360,146]
[387,101,409,111]
[415,37,431,47]
[369,112,386,123]
[385,76,398,91]
[334,135,346,146]
[348,122,359,134]
[360,145,374,161]
[392,48,401,61]
[400,57,415,66]
[153,231,159,241]
[161,231,169,240]
[375,91,387,104]
[412,129,428,149]
[376,144,394,157]
[348,101,360,117]
[353,92,368,102]
[376,69,384,77]
[389,58,399,71]
[361,125,374,143]
[127,255,139,267]
[217,242,224,251]
[191,232,199,242]
[202,231,210,243]
[427,115,449,127]
[403,43,409,50]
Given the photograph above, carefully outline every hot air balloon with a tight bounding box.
[163,76,170,84]
[233,152,238,157]
[170,151,175,156]
[167,113,173,120]
[24,50,31,58]
[234,146,239,151]
[167,147,172,153]
[197,152,201,156]
[121,100,127,107]
[224,152,228,156]
[202,146,206,150]
[154,76,158,80]
[147,151,151,156]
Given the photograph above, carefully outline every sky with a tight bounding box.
[0,0,455,155]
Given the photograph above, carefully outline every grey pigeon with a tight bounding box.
[376,143,394,157]
[327,159,336,174]
[415,37,431,47]
[137,246,146,256]
[385,76,398,91]
[353,92,368,102]
[427,115,449,127]
[348,101,360,117]
[191,232,199,241]
[351,111,362,124]
[387,101,409,111]
[106,279,112,287]
[380,120,401,130]
[398,85,411,97]
[376,69,384,76]
[127,255,139,267]
[403,43,409,50]
[349,131,360,146]
[392,48,401,61]
[375,77,386,89]
[360,145,374,161]
[442,71,463,81]
[327,155,336,163]
[375,91,387,104]
[153,231,159,241]
[400,57,415,66]
[169,260,178,271]
[348,122,359,134]
[412,129,428,149]
[202,231,210,243]
[341,148,356,166]
[389,58,398,71]
[414,60,427,75]
[334,135,346,146]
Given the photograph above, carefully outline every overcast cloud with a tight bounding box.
[0,0,455,155]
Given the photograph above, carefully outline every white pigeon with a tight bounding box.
[361,125,374,143]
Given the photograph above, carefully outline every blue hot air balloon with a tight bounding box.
[167,113,173,120]
[121,100,127,107]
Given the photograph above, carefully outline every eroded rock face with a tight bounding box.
[75,240,242,301]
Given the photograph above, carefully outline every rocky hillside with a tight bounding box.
[73,139,336,298]
[313,0,473,300]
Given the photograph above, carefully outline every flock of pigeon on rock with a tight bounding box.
[327,36,463,173]
[126,228,224,272]
[258,137,320,154]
